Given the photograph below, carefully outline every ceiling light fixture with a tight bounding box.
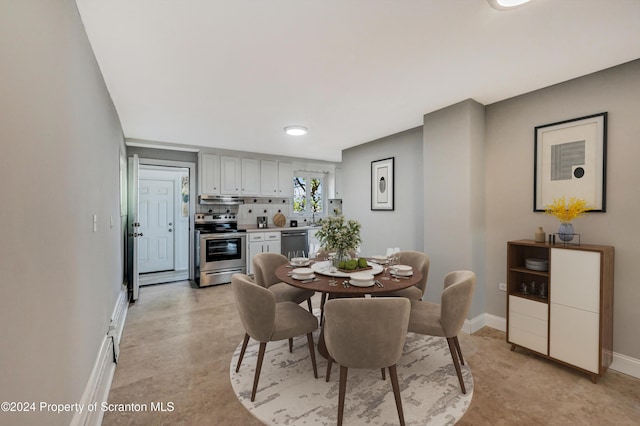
[284,125,308,136]
[487,0,533,10]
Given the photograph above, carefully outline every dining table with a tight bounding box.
[274,259,423,358]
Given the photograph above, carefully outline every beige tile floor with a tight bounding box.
[103,281,639,425]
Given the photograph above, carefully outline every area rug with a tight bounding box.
[230,326,473,425]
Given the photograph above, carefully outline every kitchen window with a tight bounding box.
[293,172,325,215]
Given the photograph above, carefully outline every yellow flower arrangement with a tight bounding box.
[544,196,591,223]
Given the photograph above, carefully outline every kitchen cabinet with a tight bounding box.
[241,158,260,196]
[260,160,293,197]
[506,240,614,383]
[247,231,281,275]
[277,161,293,197]
[220,155,241,195]
[332,167,343,199]
[198,153,220,195]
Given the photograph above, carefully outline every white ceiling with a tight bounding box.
[75,0,640,162]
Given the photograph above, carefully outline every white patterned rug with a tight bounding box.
[230,326,473,425]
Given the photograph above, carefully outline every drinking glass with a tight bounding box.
[390,253,400,282]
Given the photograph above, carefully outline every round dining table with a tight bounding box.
[274,259,423,358]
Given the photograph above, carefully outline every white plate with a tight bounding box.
[371,255,388,263]
[290,260,311,267]
[291,267,313,275]
[349,279,375,287]
[292,273,315,280]
[350,272,375,283]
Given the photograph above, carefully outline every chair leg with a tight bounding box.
[320,293,327,325]
[389,365,405,426]
[446,337,466,394]
[453,335,465,365]
[338,366,348,426]
[326,355,333,382]
[381,368,386,380]
[307,297,313,312]
[307,333,318,379]
[289,337,293,353]
[235,333,250,373]
[251,342,267,402]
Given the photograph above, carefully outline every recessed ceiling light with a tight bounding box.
[284,126,308,136]
[487,0,533,10]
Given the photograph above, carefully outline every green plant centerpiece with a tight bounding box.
[314,215,362,267]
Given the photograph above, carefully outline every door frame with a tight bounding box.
[137,158,196,281]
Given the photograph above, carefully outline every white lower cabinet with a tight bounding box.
[247,231,281,275]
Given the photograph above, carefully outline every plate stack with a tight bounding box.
[290,257,310,266]
[291,268,314,280]
[525,258,549,271]
[350,272,375,287]
[392,265,413,276]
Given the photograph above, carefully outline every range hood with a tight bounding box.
[198,195,244,205]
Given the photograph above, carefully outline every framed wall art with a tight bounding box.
[534,112,607,212]
[371,157,394,211]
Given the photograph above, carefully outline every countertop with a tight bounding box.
[239,225,321,233]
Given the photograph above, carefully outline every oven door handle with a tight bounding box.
[200,233,246,241]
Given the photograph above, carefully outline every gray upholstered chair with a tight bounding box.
[324,298,411,426]
[377,251,430,300]
[231,274,319,402]
[408,270,476,394]
[252,252,315,312]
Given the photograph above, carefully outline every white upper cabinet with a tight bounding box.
[260,160,292,197]
[277,161,293,197]
[333,167,343,199]
[198,153,220,195]
[260,160,278,196]
[241,158,260,196]
[220,155,241,195]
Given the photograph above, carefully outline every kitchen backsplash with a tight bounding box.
[196,197,342,227]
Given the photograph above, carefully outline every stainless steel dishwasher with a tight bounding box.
[281,230,309,257]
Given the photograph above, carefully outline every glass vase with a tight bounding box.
[558,222,575,242]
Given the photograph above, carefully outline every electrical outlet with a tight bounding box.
[499,282,507,291]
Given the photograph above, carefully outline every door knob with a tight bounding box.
[168,229,173,232]
[168,222,173,226]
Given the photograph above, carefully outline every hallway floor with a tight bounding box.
[103,281,640,425]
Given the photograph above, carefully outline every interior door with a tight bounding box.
[138,178,175,273]
[127,154,141,301]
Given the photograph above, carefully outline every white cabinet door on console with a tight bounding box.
[549,248,601,373]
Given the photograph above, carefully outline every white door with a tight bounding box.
[128,154,141,301]
[138,179,175,273]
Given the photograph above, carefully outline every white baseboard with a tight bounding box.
[611,351,640,379]
[466,312,640,380]
[71,286,129,426]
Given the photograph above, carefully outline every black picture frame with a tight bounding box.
[371,157,394,211]
[534,112,607,212]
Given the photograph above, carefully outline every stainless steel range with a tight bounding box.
[195,211,246,287]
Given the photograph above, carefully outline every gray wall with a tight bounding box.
[423,99,486,316]
[485,59,640,359]
[342,127,424,257]
[0,2,125,425]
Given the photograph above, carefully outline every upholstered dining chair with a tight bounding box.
[407,270,476,394]
[231,274,319,402]
[377,251,430,300]
[252,252,314,312]
[324,298,411,426]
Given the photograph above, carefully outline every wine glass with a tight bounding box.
[328,253,337,286]
[390,252,400,282]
